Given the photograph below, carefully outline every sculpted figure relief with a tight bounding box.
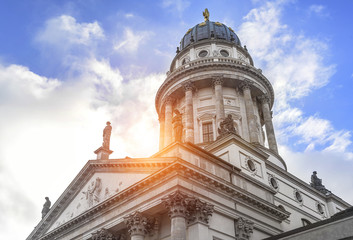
[172,110,183,142]
[41,197,51,219]
[83,177,102,208]
[102,121,112,150]
[218,114,237,137]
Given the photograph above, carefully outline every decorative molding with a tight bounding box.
[162,190,214,224]
[165,96,175,105]
[239,79,253,91]
[183,81,195,92]
[257,94,270,104]
[212,75,224,86]
[124,211,156,237]
[91,228,125,240]
[234,217,254,240]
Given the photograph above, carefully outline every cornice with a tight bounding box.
[156,58,274,113]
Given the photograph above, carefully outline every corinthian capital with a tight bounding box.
[257,94,270,104]
[188,198,214,224]
[124,211,156,237]
[212,75,224,86]
[183,81,195,92]
[162,190,191,218]
[239,79,253,91]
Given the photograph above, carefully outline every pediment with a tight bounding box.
[31,158,173,238]
[47,171,149,232]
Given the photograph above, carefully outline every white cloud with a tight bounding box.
[237,1,351,156]
[36,15,104,49]
[162,0,190,15]
[114,28,152,54]
[308,4,329,17]
[0,64,61,99]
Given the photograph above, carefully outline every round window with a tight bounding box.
[220,50,229,57]
[270,177,278,189]
[247,159,256,172]
[198,50,208,58]
[295,191,303,203]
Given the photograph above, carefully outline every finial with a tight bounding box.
[203,8,210,21]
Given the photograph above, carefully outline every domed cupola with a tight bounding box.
[156,9,284,170]
[180,14,241,51]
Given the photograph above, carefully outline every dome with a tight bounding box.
[179,20,241,51]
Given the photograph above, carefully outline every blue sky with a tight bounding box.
[0,0,353,239]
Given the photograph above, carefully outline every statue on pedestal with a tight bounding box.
[102,121,112,150]
[41,197,51,219]
[218,114,237,138]
[173,110,183,142]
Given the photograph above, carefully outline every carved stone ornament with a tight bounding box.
[257,94,270,104]
[124,211,156,237]
[217,114,237,138]
[212,75,224,86]
[239,80,253,91]
[187,198,214,224]
[235,217,254,240]
[165,96,175,105]
[82,177,102,208]
[183,81,195,92]
[91,228,120,240]
[162,191,214,224]
[162,190,190,219]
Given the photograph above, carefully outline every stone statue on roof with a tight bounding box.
[41,197,51,219]
[310,171,330,194]
[218,114,237,138]
[102,121,112,150]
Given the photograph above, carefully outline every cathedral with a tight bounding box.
[27,10,352,240]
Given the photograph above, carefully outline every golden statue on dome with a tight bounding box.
[203,8,209,21]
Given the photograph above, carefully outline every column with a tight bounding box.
[240,80,259,144]
[259,95,278,154]
[159,115,165,150]
[213,76,225,134]
[183,81,194,143]
[162,191,189,240]
[124,211,156,240]
[164,97,174,147]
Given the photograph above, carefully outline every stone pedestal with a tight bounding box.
[164,97,174,147]
[258,95,278,153]
[241,80,259,144]
[184,81,194,143]
[94,147,113,160]
[213,76,225,135]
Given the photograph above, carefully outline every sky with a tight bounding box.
[0,0,353,239]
